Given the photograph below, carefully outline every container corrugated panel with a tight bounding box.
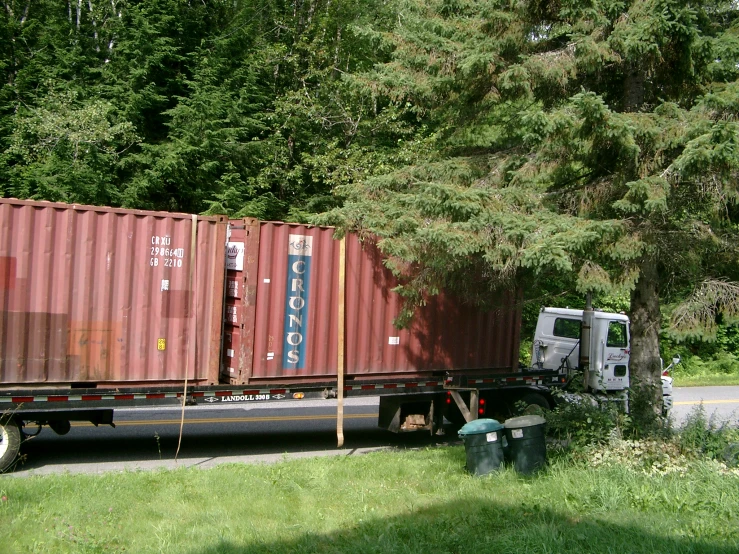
[344,235,521,376]
[231,220,520,384]
[0,199,227,386]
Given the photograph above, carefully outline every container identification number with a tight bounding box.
[149,236,186,268]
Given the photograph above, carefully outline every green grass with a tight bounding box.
[673,373,739,387]
[1,447,738,554]
[670,352,739,386]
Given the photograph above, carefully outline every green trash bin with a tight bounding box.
[458,418,505,476]
[504,415,547,475]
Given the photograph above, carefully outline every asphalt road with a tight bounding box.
[5,386,739,477]
[670,385,739,426]
[7,398,443,477]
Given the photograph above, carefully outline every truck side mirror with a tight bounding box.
[672,355,681,366]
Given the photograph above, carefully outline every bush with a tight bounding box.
[541,393,739,478]
[662,324,739,380]
[544,393,626,449]
[679,405,739,467]
[671,352,739,378]
[588,438,693,476]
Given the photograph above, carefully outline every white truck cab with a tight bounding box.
[532,307,630,392]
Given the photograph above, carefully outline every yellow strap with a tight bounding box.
[176,214,198,461]
[336,236,346,448]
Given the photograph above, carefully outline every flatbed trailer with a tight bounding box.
[0,369,569,471]
[0,371,567,406]
[1,369,567,421]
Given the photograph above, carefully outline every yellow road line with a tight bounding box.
[673,399,739,406]
[70,413,378,427]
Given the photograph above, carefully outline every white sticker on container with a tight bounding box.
[511,429,524,439]
[161,279,170,291]
[227,280,239,298]
[267,352,274,360]
[225,306,238,323]
[486,432,498,443]
[388,337,400,345]
[229,367,235,373]
[227,349,234,358]
[264,278,271,284]
[226,242,245,271]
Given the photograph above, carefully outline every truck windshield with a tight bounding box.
[607,321,628,348]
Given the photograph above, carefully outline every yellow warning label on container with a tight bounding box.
[157,338,166,351]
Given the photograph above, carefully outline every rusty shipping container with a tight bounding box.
[223,219,521,385]
[0,199,227,387]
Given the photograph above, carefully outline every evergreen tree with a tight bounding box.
[0,0,136,202]
[242,0,401,220]
[321,0,739,420]
[0,0,399,217]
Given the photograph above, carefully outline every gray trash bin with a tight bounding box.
[504,415,547,475]
[458,418,505,476]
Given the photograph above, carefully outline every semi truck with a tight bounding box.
[0,199,651,472]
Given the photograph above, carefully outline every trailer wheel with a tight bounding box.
[519,392,551,414]
[49,420,71,436]
[0,416,22,473]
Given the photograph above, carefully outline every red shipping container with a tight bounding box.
[0,199,227,387]
[223,219,521,385]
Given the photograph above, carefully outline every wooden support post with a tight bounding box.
[450,391,471,422]
[449,390,480,423]
[470,390,479,420]
[337,237,346,448]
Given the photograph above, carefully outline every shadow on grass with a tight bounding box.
[189,497,734,554]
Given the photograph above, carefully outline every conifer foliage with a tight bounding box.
[0,0,394,216]
[3,0,739,418]
[322,0,739,417]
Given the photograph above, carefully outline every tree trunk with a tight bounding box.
[88,0,100,51]
[623,63,645,112]
[629,255,663,425]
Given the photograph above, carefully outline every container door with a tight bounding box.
[222,219,260,385]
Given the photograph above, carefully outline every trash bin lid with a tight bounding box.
[504,415,546,429]
[458,418,504,436]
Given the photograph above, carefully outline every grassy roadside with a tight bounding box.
[673,374,739,387]
[1,446,738,554]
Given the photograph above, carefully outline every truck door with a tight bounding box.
[588,319,630,391]
[533,315,581,371]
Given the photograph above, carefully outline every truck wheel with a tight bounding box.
[519,393,551,414]
[49,420,72,436]
[0,416,22,473]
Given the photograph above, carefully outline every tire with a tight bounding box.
[519,392,551,414]
[0,416,22,473]
[49,420,71,436]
